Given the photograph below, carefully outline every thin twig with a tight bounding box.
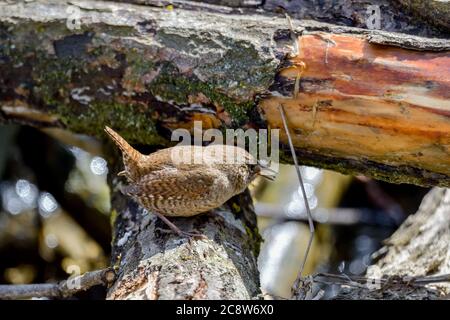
[313,272,450,288]
[278,104,315,279]
[409,274,450,285]
[0,268,116,300]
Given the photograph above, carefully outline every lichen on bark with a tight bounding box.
[0,0,281,139]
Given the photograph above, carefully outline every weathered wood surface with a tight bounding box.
[0,268,115,299]
[121,0,450,35]
[0,0,450,188]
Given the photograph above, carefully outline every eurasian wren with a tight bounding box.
[105,126,273,237]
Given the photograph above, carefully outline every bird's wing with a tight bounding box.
[138,146,204,173]
[122,167,219,201]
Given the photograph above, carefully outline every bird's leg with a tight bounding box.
[278,104,315,282]
[117,170,127,177]
[152,211,205,239]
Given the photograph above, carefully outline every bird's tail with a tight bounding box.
[104,126,142,165]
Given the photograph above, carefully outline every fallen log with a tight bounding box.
[0,268,116,299]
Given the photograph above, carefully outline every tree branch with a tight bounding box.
[0,268,116,299]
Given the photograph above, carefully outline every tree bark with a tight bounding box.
[1,0,450,187]
[395,0,450,32]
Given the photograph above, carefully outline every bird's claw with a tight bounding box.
[156,226,206,240]
[179,230,207,240]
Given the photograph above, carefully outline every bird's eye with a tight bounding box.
[248,163,260,173]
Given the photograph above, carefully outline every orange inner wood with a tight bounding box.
[259,33,450,175]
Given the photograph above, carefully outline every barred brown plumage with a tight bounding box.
[104,126,272,238]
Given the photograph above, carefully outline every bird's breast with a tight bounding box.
[138,171,235,217]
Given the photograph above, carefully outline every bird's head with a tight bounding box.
[205,145,277,193]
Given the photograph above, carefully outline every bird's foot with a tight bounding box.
[153,212,206,240]
[177,230,206,240]
[155,227,206,240]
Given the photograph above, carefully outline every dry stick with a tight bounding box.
[278,104,315,279]
[314,272,450,287]
[281,15,315,281]
[282,15,317,294]
[413,274,450,285]
[0,268,115,300]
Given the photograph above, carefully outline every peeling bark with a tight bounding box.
[262,33,450,187]
[264,0,449,36]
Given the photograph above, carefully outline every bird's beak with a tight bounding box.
[257,161,278,181]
